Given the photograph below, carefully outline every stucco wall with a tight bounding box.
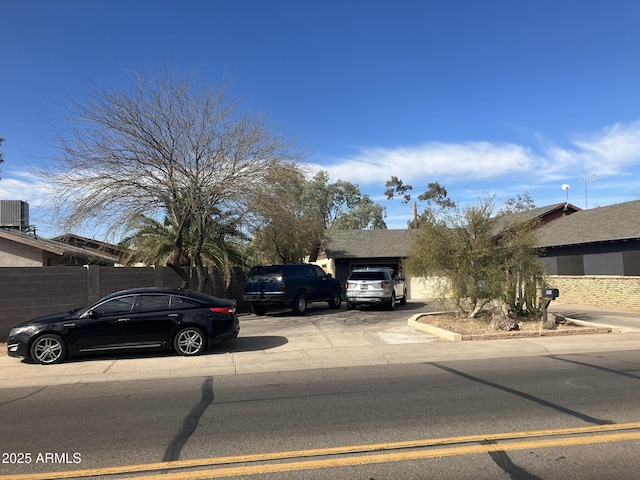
[0,237,42,266]
[407,275,448,300]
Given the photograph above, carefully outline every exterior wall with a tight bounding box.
[408,275,448,300]
[0,237,43,266]
[409,274,640,313]
[0,265,246,339]
[546,275,640,312]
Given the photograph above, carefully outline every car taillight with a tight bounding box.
[210,306,236,314]
[345,282,351,289]
[381,282,388,289]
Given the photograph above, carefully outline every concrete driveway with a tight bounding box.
[233,300,441,352]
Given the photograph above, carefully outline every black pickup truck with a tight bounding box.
[243,264,342,315]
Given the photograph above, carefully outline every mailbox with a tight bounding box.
[543,288,559,299]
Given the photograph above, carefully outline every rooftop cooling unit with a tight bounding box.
[0,200,29,228]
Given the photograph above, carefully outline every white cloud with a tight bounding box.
[308,120,640,189]
[0,171,51,207]
[569,120,640,174]
[311,141,538,185]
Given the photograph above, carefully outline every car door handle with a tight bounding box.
[168,314,180,317]
[62,323,76,328]
[117,318,130,323]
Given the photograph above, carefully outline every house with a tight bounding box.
[316,228,416,291]
[318,201,640,311]
[536,200,640,276]
[536,200,640,311]
[0,228,119,266]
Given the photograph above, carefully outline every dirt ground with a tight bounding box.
[418,312,603,337]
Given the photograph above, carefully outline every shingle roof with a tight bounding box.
[324,229,415,258]
[492,202,581,235]
[535,199,640,248]
[323,200,640,258]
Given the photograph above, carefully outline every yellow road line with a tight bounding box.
[121,431,640,480]
[2,422,640,480]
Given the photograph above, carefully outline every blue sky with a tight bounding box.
[2,0,640,237]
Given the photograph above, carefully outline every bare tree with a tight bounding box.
[34,66,303,289]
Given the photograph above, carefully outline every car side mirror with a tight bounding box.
[87,310,99,319]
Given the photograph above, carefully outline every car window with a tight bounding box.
[348,271,386,281]
[312,265,327,278]
[137,294,171,312]
[170,295,199,309]
[288,265,307,278]
[93,295,136,316]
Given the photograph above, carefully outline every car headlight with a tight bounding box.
[9,325,41,337]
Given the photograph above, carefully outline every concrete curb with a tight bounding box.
[566,318,620,333]
[408,313,462,341]
[408,312,618,342]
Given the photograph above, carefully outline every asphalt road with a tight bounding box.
[1,349,640,479]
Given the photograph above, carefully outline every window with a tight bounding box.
[137,294,171,312]
[312,265,327,278]
[170,295,198,309]
[349,271,386,281]
[93,296,136,316]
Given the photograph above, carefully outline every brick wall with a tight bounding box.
[409,274,640,313]
[546,275,640,312]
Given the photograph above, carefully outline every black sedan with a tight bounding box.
[7,287,239,365]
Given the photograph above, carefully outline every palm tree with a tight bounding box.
[120,212,246,293]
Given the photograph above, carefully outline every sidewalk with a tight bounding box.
[1,304,639,389]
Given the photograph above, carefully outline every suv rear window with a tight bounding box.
[247,265,284,280]
[348,271,387,280]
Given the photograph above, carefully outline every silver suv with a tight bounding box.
[345,267,407,310]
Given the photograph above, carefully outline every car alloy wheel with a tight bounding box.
[30,334,67,365]
[174,327,206,356]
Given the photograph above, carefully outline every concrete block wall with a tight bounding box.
[0,266,241,340]
[0,267,88,338]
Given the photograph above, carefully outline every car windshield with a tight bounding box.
[349,271,386,281]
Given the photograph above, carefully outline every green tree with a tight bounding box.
[405,194,543,318]
[34,65,302,290]
[250,169,386,263]
[248,163,316,263]
[502,192,536,214]
[384,177,455,228]
[304,171,386,230]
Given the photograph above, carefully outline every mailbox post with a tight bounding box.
[542,285,560,324]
